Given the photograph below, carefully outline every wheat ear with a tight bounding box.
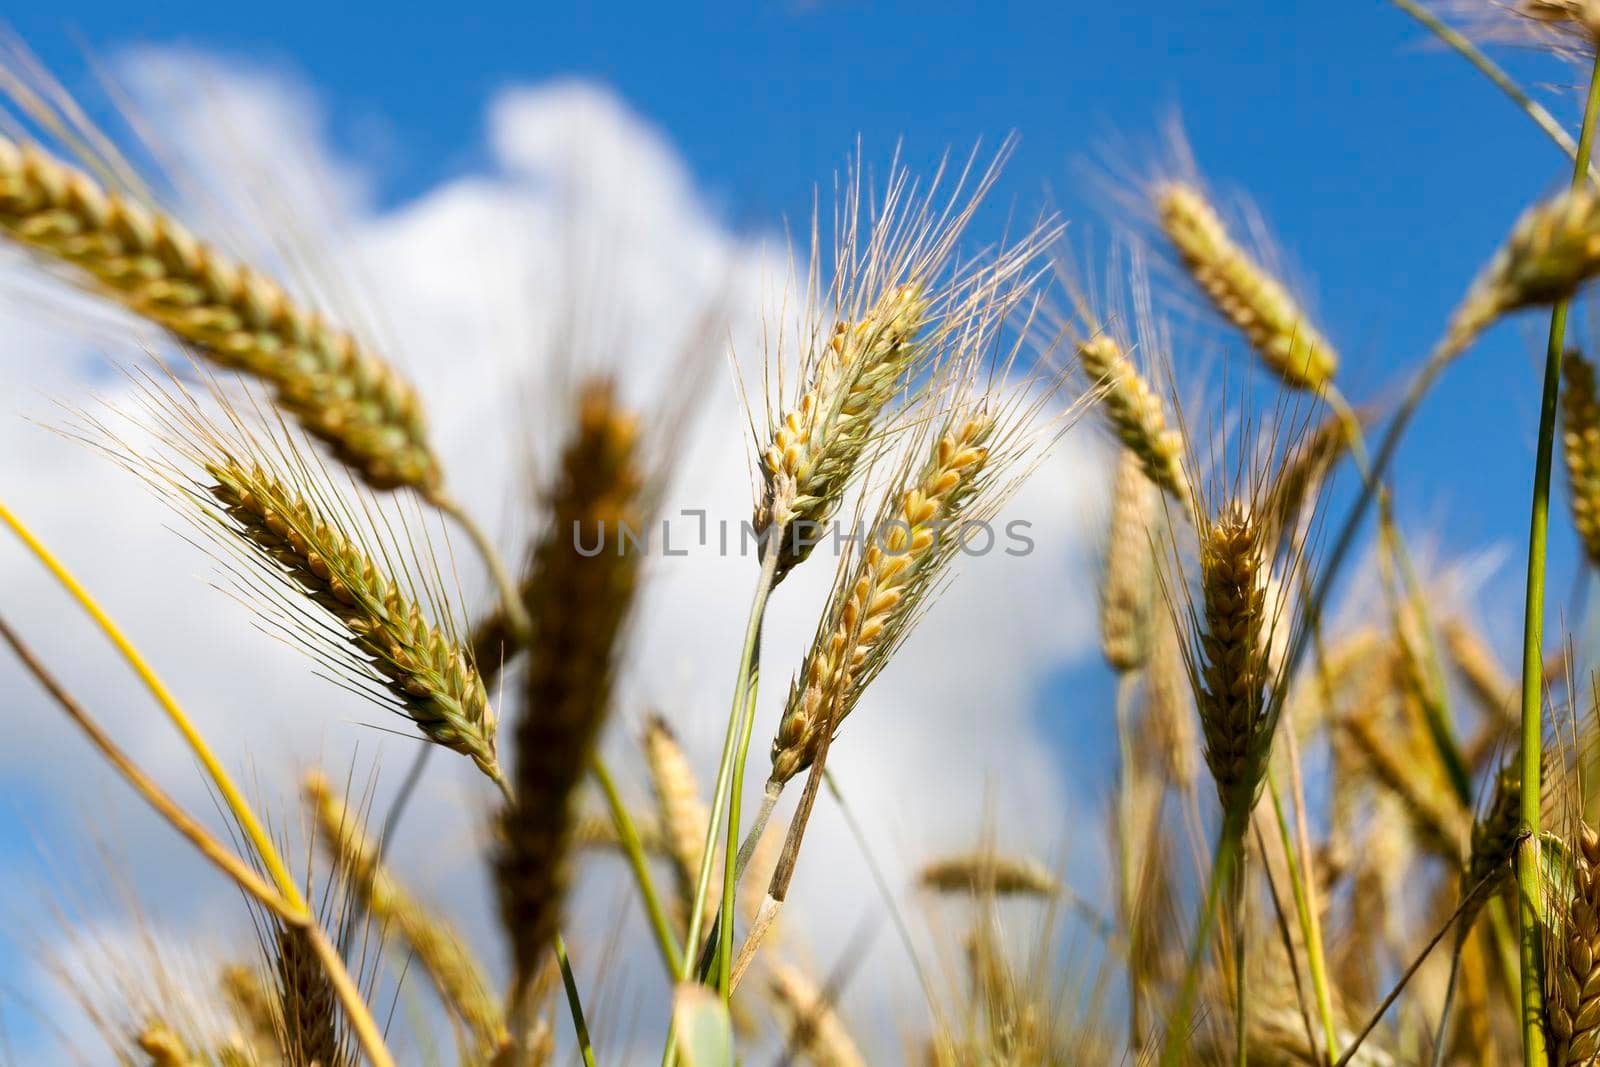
[758,283,930,576]
[1443,186,1600,358]
[0,134,439,494]
[918,853,1062,897]
[272,923,346,1067]
[304,771,506,1057]
[1078,335,1192,512]
[136,1025,198,1067]
[1100,448,1159,673]
[1155,180,1338,391]
[1564,349,1600,567]
[768,962,869,1067]
[770,410,993,785]
[496,378,644,997]
[642,716,715,912]
[206,460,499,780]
[1549,822,1600,1064]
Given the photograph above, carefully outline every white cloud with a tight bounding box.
[0,49,1105,1061]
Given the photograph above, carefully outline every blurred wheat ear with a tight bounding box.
[496,377,646,1003]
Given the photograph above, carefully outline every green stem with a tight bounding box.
[1387,0,1600,184]
[432,493,532,647]
[1267,773,1338,1064]
[661,532,781,1066]
[718,616,767,995]
[592,756,684,976]
[1234,849,1248,1067]
[1161,810,1244,1067]
[555,934,597,1067]
[1516,49,1600,1067]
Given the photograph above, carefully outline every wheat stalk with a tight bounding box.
[496,377,645,998]
[305,771,506,1058]
[0,134,440,494]
[1154,180,1338,391]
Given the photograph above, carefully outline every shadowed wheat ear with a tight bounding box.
[1461,758,1522,926]
[304,771,506,1058]
[0,133,440,494]
[496,377,645,999]
[918,852,1062,897]
[271,923,347,1067]
[1564,349,1600,566]
[1443,187,1600,358]
[1154,180,1338,391]
[1100,448,1160,674]
[754,145,1055,580]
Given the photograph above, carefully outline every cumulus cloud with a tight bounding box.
[0,48,1106,1060]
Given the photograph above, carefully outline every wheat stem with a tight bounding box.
[1517,49,1600,1067]
[0,496,304,911]
[433,493,532,649]
[1387,0,1600,184]
[554,935,597,1067]
[592,755,684,976]
[1161,810,1243,1067]
[0,615,291,921]
[1267,772,1337,1065]
[661,534,780,1064]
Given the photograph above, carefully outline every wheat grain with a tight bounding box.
[305,771,506,1057]
[206,459,499,780]
[1155,180,1338,391]
[496,377,644,996]
[1101,448,1159,673]
[0,134,439,494]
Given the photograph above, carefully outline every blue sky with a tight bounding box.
[4,0,1596,1054]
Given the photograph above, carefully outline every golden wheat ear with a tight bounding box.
[0,131,442,496]
[1152,179,1338,392]
[767,961,869,1067]
[495,376,647,1000]
[753,143,1058,582]
[1099,447,1161,674]
[918,852,1062,898]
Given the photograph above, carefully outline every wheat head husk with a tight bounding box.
[1100,447,1159,673]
